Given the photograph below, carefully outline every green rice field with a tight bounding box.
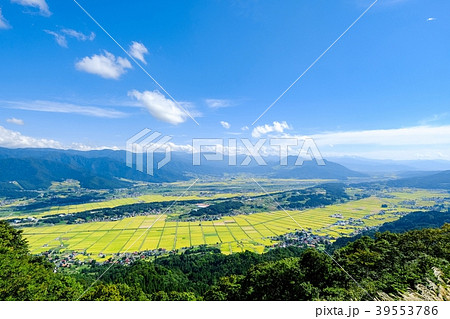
[22,195,414,256]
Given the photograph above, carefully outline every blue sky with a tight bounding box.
[0,0,449,160]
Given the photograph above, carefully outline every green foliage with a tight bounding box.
[0,221,83,300]
[83,261,193,296]
[204,275,244,301]
[241,257,317,300]
[149,291,199,301]
[153,247,306,293]
[0,221,28,254]
[80,283,148,301]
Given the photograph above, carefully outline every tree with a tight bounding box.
[0,221,83,300]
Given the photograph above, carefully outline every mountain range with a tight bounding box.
[1,147,449,191]
[0,147,364,190]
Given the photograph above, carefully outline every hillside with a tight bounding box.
[332,211,450,250]
[387,170,450,189]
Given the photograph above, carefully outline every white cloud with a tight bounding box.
[11,0,51,17]
[69,143,120,151]
[0,8,11,29]
[128,41,149,64]
[6,117,24,125]
[45,29,95,48]
[220,121,231,129]
[128,90,189,125]
[0,125,120,150]
[427,17,437,22]
[75,51,132,80]
[62,29,95,41]
[309,125,450,146]
[205,99,234,108]
[122,124,450,160]
[278,125,450,160]
[252,121,291,138]
[323,149,450,161]
[0,125,62,148]
[241,126,249,131]
[1,100,127,118]
[44,30,67,47]
[419,112,448,125]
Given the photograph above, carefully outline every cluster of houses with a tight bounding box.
[270,230,332,249]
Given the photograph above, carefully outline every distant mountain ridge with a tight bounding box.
[0,147,365,190]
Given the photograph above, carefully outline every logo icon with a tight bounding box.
[126,128,172,175]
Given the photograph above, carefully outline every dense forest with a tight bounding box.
[1,220,449,300]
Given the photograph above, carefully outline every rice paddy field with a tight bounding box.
[3,192,250,220]
[22,189,444,258]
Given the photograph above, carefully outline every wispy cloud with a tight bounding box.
[45,28,95,48]
[1,100,127,118]
[205,99,235,108]
[128,41,149,64]
[419,113,448,125]
[6,117,24,125]
[76,51,132,79]
[62,28,95,41]
[427,17,437,22]
[226,132,242,136]
[252,121,291,138]
[128,90,191,125]
[11,0,51,17]
[44,30,68,47]
[220,121,231,129]
[0,8,11,29]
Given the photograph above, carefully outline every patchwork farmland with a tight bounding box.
[22,195,411,257]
